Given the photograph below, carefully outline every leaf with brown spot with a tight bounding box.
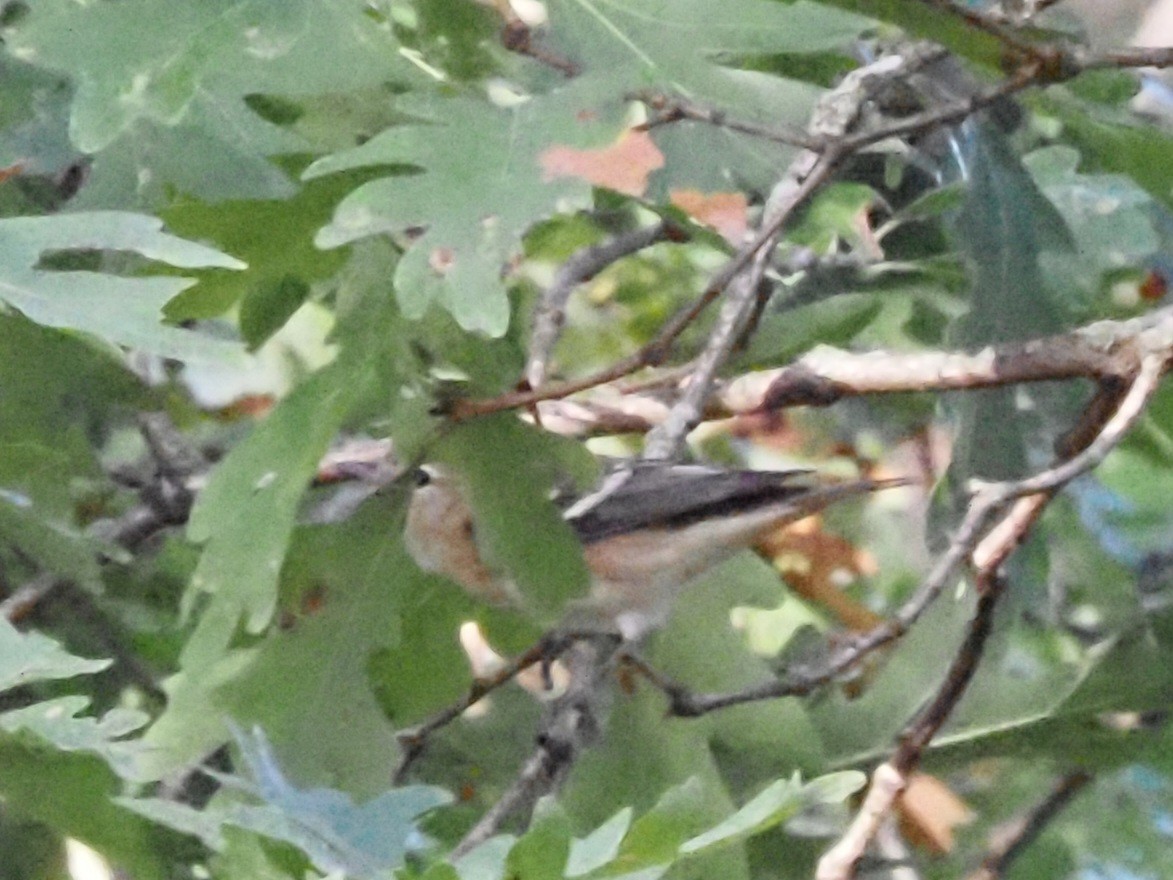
[670,188,747,245]
[540,130,664,197]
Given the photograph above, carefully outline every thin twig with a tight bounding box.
[839,61,1042,153]
[393,640,555,784]
[658,488,997,715]
[642,149,842,459]
[976,353,1165,502]
[450,639,616,858]
[896,571,1006,773]
[1080,45,1173,72]
[914,0,1045,59]
[816,356,1165,879]
[966,771,1093,880]
[527,222,673,389]
[446,281,723,420]
[632,91,821,150]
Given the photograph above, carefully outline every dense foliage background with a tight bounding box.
[1,1,1172,878]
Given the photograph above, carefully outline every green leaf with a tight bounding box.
[238,276,311,349]
[211,828,301,880]
[454,835,516,880]
[735,293,882,367]
[801,770,868,805]
[144,481,413,787]
[0,211,247,362]
[506,798,572,880]
[679,775,806,854]
[124,726,451,876]
[215,501,412,797]
[0,55,76,178]
[1037,88,1173,211]
[0,622,172,871]
[1024,145,1162,311]
[182,358,370,668]
[786,183,878,253]
[306,95,597,336]
[0,618,109,690]
[0,742,170,879]
[678,771,862,856]
[160,169,371,323]
[610,778,711,871]
[0,697,150,783]
[566,807,633,877]
[4,0,412,208]
[433,415,592,622]
[9,0,404,149]
[888,181,967,225]
[0,628,157,794]
[944,122,1077,489]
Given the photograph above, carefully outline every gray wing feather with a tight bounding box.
[565,464,820,543]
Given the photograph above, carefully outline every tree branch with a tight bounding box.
[393,637,571,785]
[527,222,675,389]
[816,354,1164,879]
[450,638,617,859]
[641,149,842,459]
[966,770,1093,880]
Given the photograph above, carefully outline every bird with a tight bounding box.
[404,461,906,640]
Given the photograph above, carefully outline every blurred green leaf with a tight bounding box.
[506,799,572,880]
[8,0,408,208]
[433,415,592,622]
[736,294,882,367]
[0,618,109,689]
[0,622,173,873]
[161,169,374,323]
[609,778,710,871]
[0,698,150,782]
[454,835,515,880]
[181,358,372,672]
[0,743,170,879]
[0,211,246,362]
[1038,88,1173,211]
[679,774,807,855]
[124,726,451,877]
[1025,145,1161,315]
[566,807,632,877]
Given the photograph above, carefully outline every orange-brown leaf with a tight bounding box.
[758,518,883,632]
[670,188,747,245]
[540,130,664,197]
[898,772,973,854]
[0,163,25,184]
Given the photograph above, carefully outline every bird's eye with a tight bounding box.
[412,468,432,488]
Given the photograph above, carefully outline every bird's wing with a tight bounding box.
[564,464,821,543]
